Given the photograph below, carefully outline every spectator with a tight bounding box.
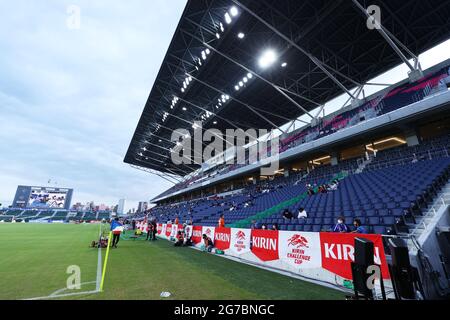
[351,219,368,234]
[297,207,308,219]
[306,183,315,196]
[174,231,184,247]
[174,216,179,225]
[282,209,294,220]
[218,214,225,228]
[250,219,257,229]
[202,234,214,252]
[332,216,349,233]
[261,224,267,230]
[272,224,278,231]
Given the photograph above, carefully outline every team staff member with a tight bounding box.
[218,214,225,228]
[110,217,123,248]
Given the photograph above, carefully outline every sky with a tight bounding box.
[0,0,186,210]
[0,1,449,211]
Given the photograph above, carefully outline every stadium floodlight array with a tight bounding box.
[162,111,169,122]
[234,72,254,91]
[170,96,179,109]
[153,6,242,149]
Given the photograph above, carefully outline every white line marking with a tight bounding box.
[24,290,99,300]
[96,224,103,291]
[49,281,97,297]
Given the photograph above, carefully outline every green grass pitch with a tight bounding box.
[0,223,344,300]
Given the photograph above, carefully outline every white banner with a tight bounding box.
[278,231,321,269]
[229,228,251,256]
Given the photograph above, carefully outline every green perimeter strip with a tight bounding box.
[228,171,348,229]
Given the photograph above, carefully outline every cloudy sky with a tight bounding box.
[0,0,186,210]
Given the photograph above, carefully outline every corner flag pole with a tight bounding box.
[99,231,112,292]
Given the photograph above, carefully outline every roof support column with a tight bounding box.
[351,0,423,82]
[232,0,358,100]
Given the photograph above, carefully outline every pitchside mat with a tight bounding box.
[0,223,344,300]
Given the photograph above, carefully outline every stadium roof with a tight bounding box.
[124,0,450,177]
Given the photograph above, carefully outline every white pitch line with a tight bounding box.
[24,289,99,300]
[96,224,103,291]
[49,281,97,297]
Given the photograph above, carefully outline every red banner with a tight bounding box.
[191,226,203,244]
[165,224,172,238]
[319,232,390,279]
[157,223,162,235]
[214,227,231,251]
[251,229,279,262]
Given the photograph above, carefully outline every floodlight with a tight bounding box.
[230,6,238,17]
[258,49,277,68]
[238,32,245,39]
[234,85,239,91]
[225,12,232,24]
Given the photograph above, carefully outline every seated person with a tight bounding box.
[351,218,368,234]
[174,231,184,247]
[272,224,278,231]
[202,234,214,252]
[332,216,349,233]
[282,209,294,220]
[297,207,308,219]
[183,233,193,246]
[306,183,315,196]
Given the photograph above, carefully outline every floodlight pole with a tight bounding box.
[232,0,357,100]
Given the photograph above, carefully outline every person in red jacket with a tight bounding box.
[218,214,225,228]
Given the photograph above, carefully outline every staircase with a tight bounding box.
[409,179,450,240]
[355,156,373,174]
